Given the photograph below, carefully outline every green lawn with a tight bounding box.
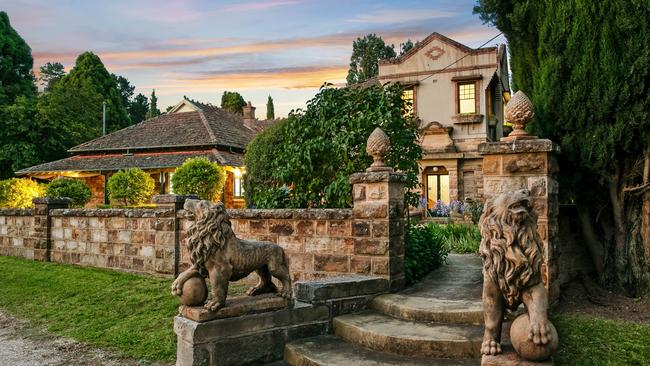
[0,255,246,362]
[554,315,650,366]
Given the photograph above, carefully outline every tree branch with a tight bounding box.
[623,183,650,194]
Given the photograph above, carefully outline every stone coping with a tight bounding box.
[349,171,407,184]
[152,194,199,204]
[478,139,561,155]
[0,208,33,216]
[32,197,72,205]
[178,208,353,220]
[50,207,175,218]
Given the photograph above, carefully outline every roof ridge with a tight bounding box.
[196,108,219,144]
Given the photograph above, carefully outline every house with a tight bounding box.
[17,99,274,208]
[378,32,510,208]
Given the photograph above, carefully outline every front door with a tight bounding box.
[426,170,450,209]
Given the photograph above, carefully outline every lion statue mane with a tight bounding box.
[478,189,554,357]
[172,200,292,312]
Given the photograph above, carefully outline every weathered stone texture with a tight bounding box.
[480,139,561,304]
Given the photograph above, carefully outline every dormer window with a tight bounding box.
[457,82,476,114]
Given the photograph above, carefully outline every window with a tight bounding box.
[169,172,175,194]
[233,176,244,198]
[457,82,476,114]
[426,171,450,208]
[401,88,414,117]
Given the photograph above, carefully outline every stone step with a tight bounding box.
[285,335,480,366]
[333,311,483,359]
[371,293,483,325]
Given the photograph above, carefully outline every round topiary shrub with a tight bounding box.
[0,178,46,208]
[171,157,226,201]
[46,178,92,207]
[107,168,155,206]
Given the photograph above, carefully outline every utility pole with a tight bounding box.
[102,101,107,136]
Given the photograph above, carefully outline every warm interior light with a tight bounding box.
[503,91,511,103]
[233,168,243,178]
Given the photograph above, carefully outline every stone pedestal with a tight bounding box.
[478,139,561,304]
[32,197,71,262]
[174,301,329,366]
[349,171,406,292]
[179,294,289,322]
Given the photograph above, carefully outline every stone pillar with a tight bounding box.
[478,139,561,304]
[349,127,406,292]
[32,197,71,262]
[349,172,406,292]
[152,194,198,277]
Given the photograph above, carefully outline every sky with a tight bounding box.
[2,0,504,118]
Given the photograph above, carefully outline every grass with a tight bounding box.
[429,223,481,253]
[0,255,246,362]
[554,314,650,366]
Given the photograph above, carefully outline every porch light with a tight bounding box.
[503,90,511,103]
[233,168,243,178]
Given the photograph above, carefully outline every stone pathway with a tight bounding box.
[0,311,171,366]
[284,254,485,365]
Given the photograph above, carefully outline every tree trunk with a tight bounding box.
[642,150,650,268]
[577,205,605,277]
[608,168,627,287]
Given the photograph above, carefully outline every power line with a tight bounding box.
[418,32,504,83]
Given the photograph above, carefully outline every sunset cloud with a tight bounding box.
[150,65,348,92]
[223,0,304,12]
[10,0,503,116]
[350,9,456,24]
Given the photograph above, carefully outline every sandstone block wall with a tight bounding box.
[0,169,406,288]
[0,209,37,260]
[48,208,176,274]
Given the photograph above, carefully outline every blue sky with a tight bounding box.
[2,0,504,117]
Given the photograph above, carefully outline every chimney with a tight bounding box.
[243,101,256,129]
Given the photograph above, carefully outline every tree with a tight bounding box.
[38,62,66,92]
[0,178,45,208]
[44,52,131,133]
[220,91,246,115]
[147,89,161,118]
[37,70,105,150]
[113,74,134,110]
[399,39,416,56]
[129,93,149,124]
[46,178,91,207]
[475,0,650,295]
[0,11,36,106]
[346,34,396,85]
[266,95,275,120]
[171,157,226,201]
[107,168,155,206]
[243,120,286,207]
[246,83,421,208]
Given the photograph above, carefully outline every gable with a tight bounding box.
[378,32,497,78]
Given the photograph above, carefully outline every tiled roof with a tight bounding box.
[70,104,255,152]
[16,149,243,174]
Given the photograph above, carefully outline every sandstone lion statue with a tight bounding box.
[478,189,553,356]
[171,200,292,312]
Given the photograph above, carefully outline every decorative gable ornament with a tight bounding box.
[425,46,446,61]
